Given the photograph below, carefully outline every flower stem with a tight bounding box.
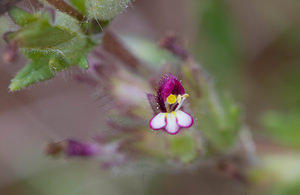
[46,0,85,21]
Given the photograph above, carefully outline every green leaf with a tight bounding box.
[250,154,300,195]
[182,61,242,154]
[9,7,38,26]
[85,0,130,20]
[9,19,74,48]
[194,0,243,89]
[48,56,68,72]
[68,0,87,14]
[78,56,89,69]
[198,90,241,153]
[120,35,179,68]
[9,56,54,91]
[262,111,300,148]
[7,8,94,91]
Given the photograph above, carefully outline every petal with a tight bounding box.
[165,113,180,134]
[176,110,193,128]
[149,113,166,130]
[156,74,185,112]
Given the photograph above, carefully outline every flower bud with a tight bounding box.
[66,139,100,157]
[45,139,100,158]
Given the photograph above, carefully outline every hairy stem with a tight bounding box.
[46,0,85,21]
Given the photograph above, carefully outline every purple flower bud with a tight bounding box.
[159,33,189,61]
[45,140,100,158]
[66,139,100,157]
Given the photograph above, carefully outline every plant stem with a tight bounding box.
[46,0,85,21]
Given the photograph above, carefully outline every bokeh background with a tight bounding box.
[1,0,300,194]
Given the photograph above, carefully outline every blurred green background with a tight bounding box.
[1,0,300,194]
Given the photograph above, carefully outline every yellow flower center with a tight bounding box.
[167,94,177,104]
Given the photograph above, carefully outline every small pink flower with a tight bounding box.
[149,74,193,135]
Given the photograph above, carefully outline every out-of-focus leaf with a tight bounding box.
[168,131,199,164]
[250,154,300,195]
[0,17,10,42]
[194,0,243,89]
[7,7,94,91]
[262,154,300,183]
[9,6,38,26]
[120,35,179,68]
[262,111,300,148]
[183,62,242,154]
[78,56,89,69]
[272,180,300,195]
[68,0,86,14]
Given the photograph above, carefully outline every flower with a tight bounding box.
[149,74,193,134]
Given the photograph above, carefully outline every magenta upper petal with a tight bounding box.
[156,74,185,112]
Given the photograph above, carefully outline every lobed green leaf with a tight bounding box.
[7,8,95,91]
